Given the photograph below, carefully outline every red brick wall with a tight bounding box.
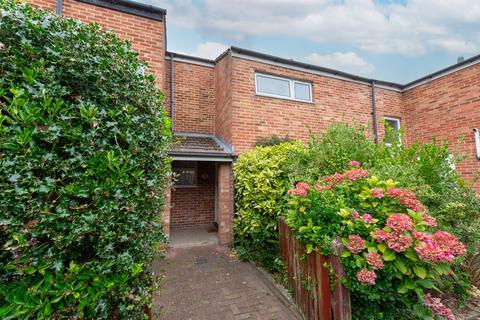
[29,0,165,89]
[170,162,215,228]
[217,162,234,245]
[404,64,480,191]
[229,56,404,151]
[214,54,234,144]
[165,60,215,134]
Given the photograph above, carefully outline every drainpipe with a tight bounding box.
[371,80,378,144]
[170,52,175,132]
[56,0,63,15]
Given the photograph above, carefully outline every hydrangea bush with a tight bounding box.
[286,161,465,319]
[0,2,171,318]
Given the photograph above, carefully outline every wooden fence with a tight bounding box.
[278,217,351,320]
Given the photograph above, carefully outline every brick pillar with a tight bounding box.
[217,163,234,245]
[162,187,171,238]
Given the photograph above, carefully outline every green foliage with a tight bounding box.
[255,134,292,147]
[233,142,305,271]
[291,123,388,182]
[294,123,480,255]
[0,2,171,318]
[286,171,465,319]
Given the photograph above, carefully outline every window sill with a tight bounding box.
[255,93,315,104]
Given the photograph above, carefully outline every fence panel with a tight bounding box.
[278,217,351,320]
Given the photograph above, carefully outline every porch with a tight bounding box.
[163,133,235,246]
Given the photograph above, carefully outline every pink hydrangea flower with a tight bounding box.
[344,168,369,181]
[288,188,307,196]
[362,213,373,224]
[352,211,360,219]
[356,268,376,285]
[434,230,466,256]
[315,181,326,192]
[296,182,310,191]
[346,235,365,254]
[412,230,433,242]
[371,228,389,242]
[287,182,310,196]
[323,173,344,187]
[386,214,414,233]
[386,233,413,252]
[424,294,456,320]
[422,214,438,227]
[348,160,361,167]
[386,187,427,212]
[370,188,384,198]
[414,230,465,263]
[365,252,384,270]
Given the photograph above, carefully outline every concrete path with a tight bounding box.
[153,245,301,320]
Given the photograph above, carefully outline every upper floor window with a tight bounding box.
[255,73,312,102]
[384,117,401,146]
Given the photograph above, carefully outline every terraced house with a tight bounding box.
[31,0,480,245]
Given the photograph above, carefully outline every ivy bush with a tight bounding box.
[286,164,466,319]
[233,142,305,271]
[0,2,171,319]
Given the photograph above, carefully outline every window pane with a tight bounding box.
[384,119,400,145]
[294,82,311,101]
[256,75,290,97]
[173,161,197,186]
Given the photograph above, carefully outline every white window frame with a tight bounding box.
[384,116,402,147]
[255,73,313,103]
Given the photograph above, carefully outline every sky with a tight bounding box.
[135,0,480,83]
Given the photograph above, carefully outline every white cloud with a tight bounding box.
[149,0,480,57]
[304,52,374,76]
[190,41,229,59]
[428,38,478,54]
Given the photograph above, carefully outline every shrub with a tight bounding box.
[255,134,292,147]
[233,142,305,271]
[286,164,466,319]
[0,2,171,319]
[297,124,480,255]
[290,123,388,182]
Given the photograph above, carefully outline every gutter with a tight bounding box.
[74,0,166,21]
[371,81,378,144]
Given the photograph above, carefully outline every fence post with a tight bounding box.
[329,238,352,320]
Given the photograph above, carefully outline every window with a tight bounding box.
[255,73,312,102]
[384,117,401,146]
[173,161,197,187]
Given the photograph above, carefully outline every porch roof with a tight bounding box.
[169,132,235,162]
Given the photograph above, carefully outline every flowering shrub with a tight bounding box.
[286,162,466,319]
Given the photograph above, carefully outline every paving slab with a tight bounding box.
[153,245,301,320]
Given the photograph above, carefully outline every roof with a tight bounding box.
[230,46,403,90]
[169,133,235,162]
[169,46,480,92]
[75,0,166,21]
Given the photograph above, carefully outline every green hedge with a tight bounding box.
[233,142,305,271]
[0,2,171,318]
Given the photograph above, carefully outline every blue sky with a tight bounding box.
[137,0,480,83]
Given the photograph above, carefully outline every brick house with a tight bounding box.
[31,0,480,245]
